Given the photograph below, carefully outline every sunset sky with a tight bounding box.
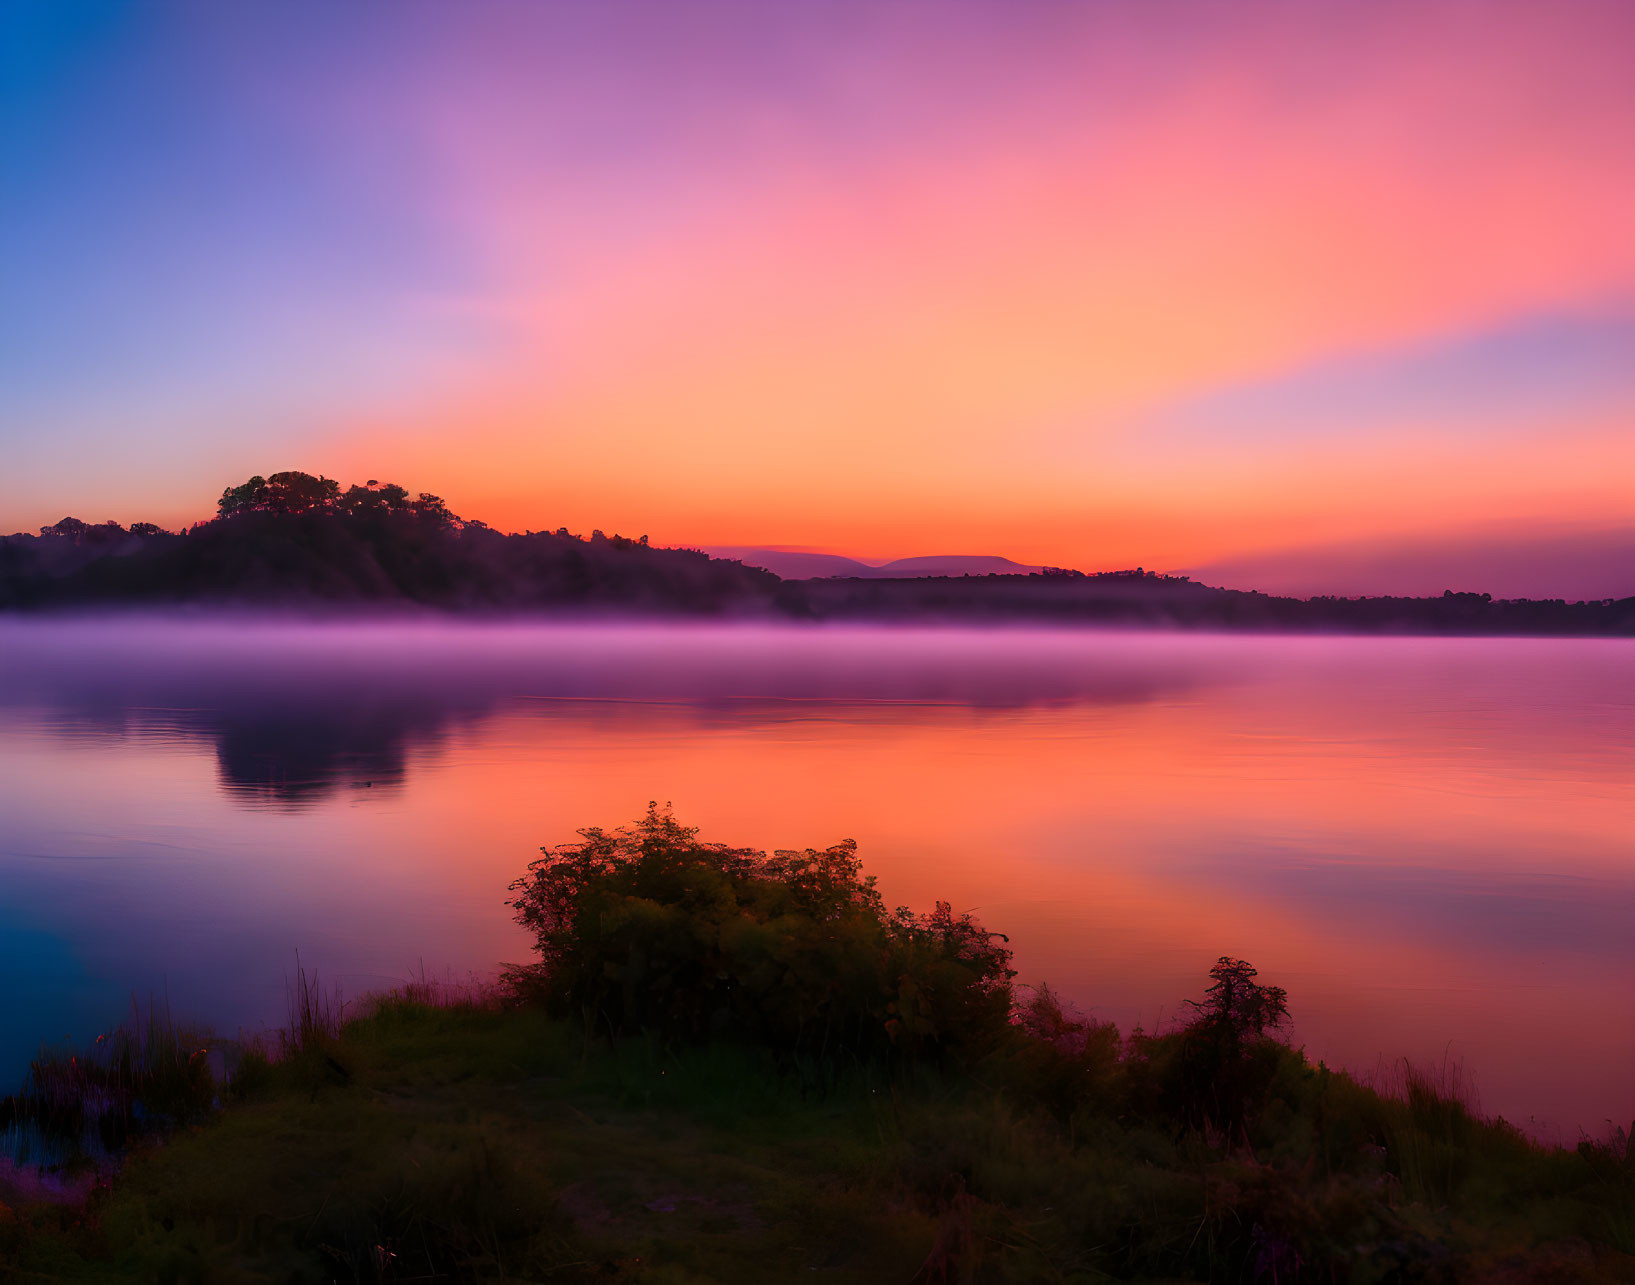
[4,1,1632,595]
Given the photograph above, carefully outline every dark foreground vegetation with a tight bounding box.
[4,810,1632,1283]
[4,471,1631,633]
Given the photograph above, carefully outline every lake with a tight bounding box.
[1,618,1629,1138]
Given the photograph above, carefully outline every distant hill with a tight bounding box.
[4,472,1631,634]
[870,555,1043,578]
[707,548,1043,579]
[704,548,877,579]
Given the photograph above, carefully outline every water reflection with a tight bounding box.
[0,619,1629,1136]
[0,620,1225,805]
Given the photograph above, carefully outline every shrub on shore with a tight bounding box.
[505,804,1015,1062]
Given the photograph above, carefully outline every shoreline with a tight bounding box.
[4,975,1632,1282]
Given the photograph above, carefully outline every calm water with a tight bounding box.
[1,619,1629,1137]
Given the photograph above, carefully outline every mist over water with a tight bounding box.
[1,618,1629,1138]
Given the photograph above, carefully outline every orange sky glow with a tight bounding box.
[6,2,1634,589]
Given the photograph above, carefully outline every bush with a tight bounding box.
[506,806,1014,1063]
[1000,984,1122,1124]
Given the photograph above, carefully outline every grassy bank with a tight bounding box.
[5,810,1633,1281]
[5,992,1632,1283]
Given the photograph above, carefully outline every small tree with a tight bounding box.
[1173,957,1290,1141]
[505,806,1014,1062]
[1187,957,1288,1045]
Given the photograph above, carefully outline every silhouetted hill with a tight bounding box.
[3,472,1631,633]
[703,547,878,579]
[708,548,1042,578]
[872,554,1043,577]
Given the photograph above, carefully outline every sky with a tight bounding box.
[3,1,1633,596]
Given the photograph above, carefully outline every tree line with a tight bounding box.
[3,470,1631,632]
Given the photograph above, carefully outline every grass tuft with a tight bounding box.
[1,995,216,1173]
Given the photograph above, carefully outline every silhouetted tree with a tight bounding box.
[408,492,455,527]
[264,471,339,514]
[218,471,339,516]
[1186,957,1289,1042]
[216,475,268,516]
[1174,957,1290,1140]
[337,484,384,515]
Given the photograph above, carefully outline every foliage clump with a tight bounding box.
[506,805,1014,1062]
[216,471,459,526]
[1003,983,1122,1123]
